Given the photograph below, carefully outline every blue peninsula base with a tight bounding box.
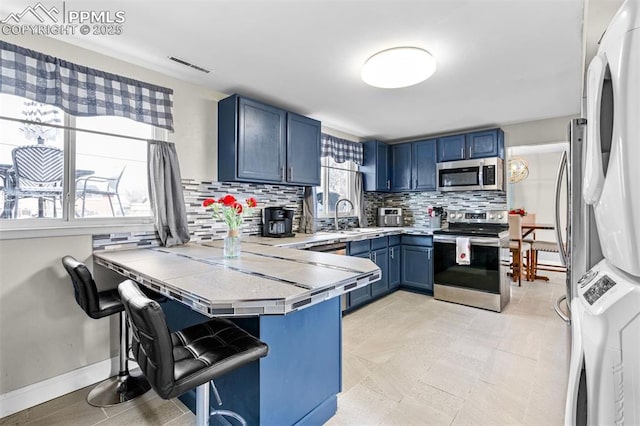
[162,296,343,425]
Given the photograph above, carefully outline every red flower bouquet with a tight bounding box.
[202,195,259,234]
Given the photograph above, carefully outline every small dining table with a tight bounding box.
[521,222,556,281]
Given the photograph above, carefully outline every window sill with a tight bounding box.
[0,220,155,240]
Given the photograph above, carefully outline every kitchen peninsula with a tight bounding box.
[93,240,380,425]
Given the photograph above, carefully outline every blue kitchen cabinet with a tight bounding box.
[370,247,389,298]
[361,140,390,192]
[218,94,321,185]
[388,244,401,290]
[391,143,412,191]
[286,112,321,186]
[412,139,437,191]
[466,128,504,159]
[345,237,393,312]
[400,235,434,294]
[347,251,372,308]
[437,134,466,162]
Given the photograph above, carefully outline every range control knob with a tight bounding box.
[497,214,503,219]
[457,214,463,219]
[489,214,495,220]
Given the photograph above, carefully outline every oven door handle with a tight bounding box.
[433,235,500,247]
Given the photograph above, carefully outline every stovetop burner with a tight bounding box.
[435,209,509,238]
[433,227,507,238]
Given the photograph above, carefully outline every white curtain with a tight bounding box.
[148,140,190,246]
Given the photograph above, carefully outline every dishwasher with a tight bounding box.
[303,242,347,256]
[303,242,348,310]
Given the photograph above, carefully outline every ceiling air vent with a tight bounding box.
[168,56,211,74]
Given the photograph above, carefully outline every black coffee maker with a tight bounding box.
[262,207,295,237]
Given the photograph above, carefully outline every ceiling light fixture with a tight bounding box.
[361,47,436,89]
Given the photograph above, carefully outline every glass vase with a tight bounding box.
[224,229,241,258]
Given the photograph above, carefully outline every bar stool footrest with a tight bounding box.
[87,373,151,407]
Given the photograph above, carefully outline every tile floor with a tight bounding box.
[0,272,569,425]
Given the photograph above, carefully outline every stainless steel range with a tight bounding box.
[433,209,511,312]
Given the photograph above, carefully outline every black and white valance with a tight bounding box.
[0,41,174,131]
[320,133,363,165]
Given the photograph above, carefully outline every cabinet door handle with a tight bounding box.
[280,167,284,180]
[390,247,394,259]
[427,250,431,260]
[387,179,390,189]
[415,179,418,188]
[288,167,293,181]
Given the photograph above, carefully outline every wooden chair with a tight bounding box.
[529,240,567,280]
[508,214,531,286]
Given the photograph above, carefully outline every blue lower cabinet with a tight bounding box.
[401,245,434,293]
[370,247,389,297]
[347,251,372,309]
[166,297,342,425]
[389,245,401,289]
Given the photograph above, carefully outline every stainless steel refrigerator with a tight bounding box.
[554,118,604,323]
[557,118,605,426]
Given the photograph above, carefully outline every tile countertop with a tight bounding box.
[93,240,381,317]
[242,226,438,249]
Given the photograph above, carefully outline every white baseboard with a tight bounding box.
[0,356,118,419]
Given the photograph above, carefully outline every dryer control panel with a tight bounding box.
[583,275,617,305]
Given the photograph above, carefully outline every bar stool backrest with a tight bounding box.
[61,255,102,319]
[508,214,523,241]
[118,280,176,399]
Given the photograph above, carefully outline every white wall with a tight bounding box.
[2,34,227,181]
[505,116,573,265]
[0,34,366,411]
[0,33,231,405]
[502,114,577,147]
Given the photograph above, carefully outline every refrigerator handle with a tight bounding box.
[554,294,570,324]
[555,150,568,266]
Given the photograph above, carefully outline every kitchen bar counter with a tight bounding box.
[93,240,380,317]
[93,238,384,425]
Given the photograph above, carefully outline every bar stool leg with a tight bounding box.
[87,311,151,407]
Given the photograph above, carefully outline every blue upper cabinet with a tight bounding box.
[437,129,505,162]
[361,140,390,192]
[412,139,437,191]
[286,113,321,186]
[218,95,320,185]
[390,144,412,191]
[466,129,504,159]
[437,134,466,162]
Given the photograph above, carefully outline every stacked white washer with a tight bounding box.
[566,0,640,424]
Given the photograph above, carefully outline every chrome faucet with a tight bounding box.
[334,198,354,231]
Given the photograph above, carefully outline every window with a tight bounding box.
[316,156,358,217]
[0,93,153,223]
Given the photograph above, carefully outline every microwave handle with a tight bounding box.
[478,160,484,189]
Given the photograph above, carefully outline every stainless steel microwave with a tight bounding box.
[437,157,504,191]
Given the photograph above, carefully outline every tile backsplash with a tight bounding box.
[93,179,506,249]
[365,190,507,228]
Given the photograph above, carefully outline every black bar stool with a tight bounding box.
[118,280,269,426]
[61,256,151,406]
